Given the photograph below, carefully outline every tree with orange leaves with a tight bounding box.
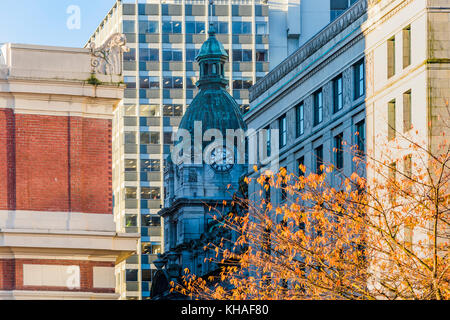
[173,106,449,300]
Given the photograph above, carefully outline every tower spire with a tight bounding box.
[208,0,215,34]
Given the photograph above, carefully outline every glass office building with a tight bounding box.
[87,0,270,299]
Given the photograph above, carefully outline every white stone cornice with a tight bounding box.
[0,290,119,300]
[249,0,368,102]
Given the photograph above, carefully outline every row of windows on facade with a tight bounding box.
[123,20,268,36]
[125,75,255,90]
[124,48,268,62]
[126,268,157,284]
[262,119,366,205]
[330,0,358,21]
[125,187,161,200]
[388,90,413,141]
[387,25,411,79]
[126,214,161,228]
[125,159,161,172]
[124,104,183,117]
[125,131,174,146]
[280,119,365,179]
[122,104,249,119]
[386,25,413,138]
[267,59,365,154]
[128,3,268,18]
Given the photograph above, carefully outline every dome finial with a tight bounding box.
[208,22,217,36]
[208,0,215,35]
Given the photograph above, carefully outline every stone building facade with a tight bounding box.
[363,0,450,275]
[0,43,138,299]
[246,0,368,204]
[246,0,449,294]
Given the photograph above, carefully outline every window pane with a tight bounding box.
[125,159,137,172]
[314,90,323,125]
[233,80,242,89]
[232,50,242,61]
[139,21,158,34]
[126,270,138,281]
[196,22,205,34]
[124,105,136,116]
[219,22,228,34]
[334,133,344,169]
[256,50,268,62]
[315,146,323,174]
[123,20,135,33]
[242,78,253,89]
[186,49,198,62]
[149,77,160,89]
[173,21,182,33]
[163,51,172,61]
[125,214,137,227]
[162,21,172,33]
[141,187,161,200]
[256,22,267,34]
[356,120,365,154]
[141,159,161,172]
[173,104,183,116]
[125,187,137,199]
[163,105,174,116]
[140,105,160,117]
[243,50,252,62]
[242,22,252,34]
[140,77,149,89]
[173,50,182,61]
[163,77,173,88]
[150,132,160,144]
[124,48,136,61]
[164,132,174,144]
[186,76,197,89]
[279,115,287,147]
[125,76,136,89]
[172,77,182,88]
[232,21,241,34]
[142,214,161,227]
[296,103,304,137]
[142,270,152,282]
[186,22,195,34]
[125,132,136,144]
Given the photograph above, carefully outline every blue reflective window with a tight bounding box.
[123,20,135,33]
[140,48,159,61]
[139,21,159,34]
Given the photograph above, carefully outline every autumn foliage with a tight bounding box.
[173,109,449,300]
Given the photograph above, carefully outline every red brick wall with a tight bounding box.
[0,110,112,214]
[0,109,15,211]
[0,259,114,293]
[0,259,15,290]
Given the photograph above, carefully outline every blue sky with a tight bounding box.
[0,0,117,47]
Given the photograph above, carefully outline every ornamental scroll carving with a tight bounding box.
[89,33,129,75]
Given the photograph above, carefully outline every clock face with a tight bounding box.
[209,147,234,172]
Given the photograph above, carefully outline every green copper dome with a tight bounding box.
[178,88,246,140]
[196,27,228,61]
[176,24,246,147]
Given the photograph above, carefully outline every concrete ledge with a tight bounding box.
[0,210,116,233]
[0,290,119,300]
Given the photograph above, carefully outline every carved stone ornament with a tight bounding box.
[0,51,8,78]
[89,33,129,75]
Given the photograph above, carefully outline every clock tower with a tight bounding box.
[151,24,247,299]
